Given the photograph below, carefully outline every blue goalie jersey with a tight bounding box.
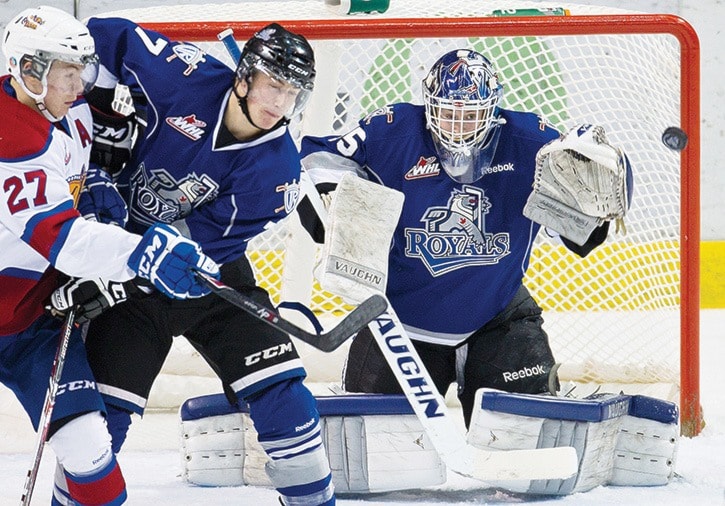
[301,103,561,345]
[86,17,303,264]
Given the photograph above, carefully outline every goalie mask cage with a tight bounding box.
[100,1,701,436]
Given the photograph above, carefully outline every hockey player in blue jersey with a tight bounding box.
[51,18,336,505]
[300,49,632,427]
[0,6,219,505]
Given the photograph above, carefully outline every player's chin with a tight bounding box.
[257,111,284,129]
[49,104,72,118]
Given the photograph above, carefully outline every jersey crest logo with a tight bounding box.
[166,114,207,141]
[129,164,219,225]
[404,156,440,180]
[69,172,84,208]
[275,179,300,214]
[404,185,510,276]
[166,43,207,76]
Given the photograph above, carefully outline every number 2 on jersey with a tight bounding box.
[3,170,48,214]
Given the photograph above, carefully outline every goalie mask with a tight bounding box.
[423,50,505,183]
[235,23,315,123]
[3,6,99,122]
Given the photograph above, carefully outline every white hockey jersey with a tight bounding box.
[0,76,140,336]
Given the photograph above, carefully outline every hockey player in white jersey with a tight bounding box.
[300,49,633,427]
[0,6,219,505]
[53,17,336,505]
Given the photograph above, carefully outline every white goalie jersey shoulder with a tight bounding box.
[523,123,633,246]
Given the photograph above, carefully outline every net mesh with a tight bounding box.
[95,0,692,406]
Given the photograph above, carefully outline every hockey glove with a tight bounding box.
[523,124,633,245]
[127,223,220,299]
[90,104,137,174]
[49,277,136,324]
[77,164,129,227]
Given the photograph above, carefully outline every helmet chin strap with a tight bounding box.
[36,100,64,123]
[15,73,64,122]
[233,85,289,134]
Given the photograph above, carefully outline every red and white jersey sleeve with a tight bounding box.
[0,76,141,335]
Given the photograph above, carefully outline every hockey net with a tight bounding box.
[89,0,700,435]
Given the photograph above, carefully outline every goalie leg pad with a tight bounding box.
[180,403,258,487]
[467,389,678,495]
[610,395,679,486]
[180,393,446,493]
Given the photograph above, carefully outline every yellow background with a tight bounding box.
[701,241,725,308]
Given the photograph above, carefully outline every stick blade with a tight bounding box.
[314,294,388,352]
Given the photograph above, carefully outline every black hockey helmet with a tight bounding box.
[236,23,315,118]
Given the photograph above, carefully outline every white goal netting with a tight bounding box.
[111,1,699,422]
[0,0,700,444]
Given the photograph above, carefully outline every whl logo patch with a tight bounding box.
[166,114,207,141]
[405,156,440,180]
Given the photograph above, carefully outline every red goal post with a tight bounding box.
[100,1,701,436]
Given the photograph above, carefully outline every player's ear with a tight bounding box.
[234,77,248,98]
[18,59,42,93]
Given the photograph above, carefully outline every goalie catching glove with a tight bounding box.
[49,277,138,324]
[523,124,633,246]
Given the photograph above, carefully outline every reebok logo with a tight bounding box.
[481,162,514,176]
[502,364,546,383]
[295,417,316,433]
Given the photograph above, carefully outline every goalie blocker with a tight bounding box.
[179,389,677,494]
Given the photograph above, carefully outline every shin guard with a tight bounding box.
[248,378,335,505]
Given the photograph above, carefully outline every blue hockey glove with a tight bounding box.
[77,163,128,227]
[127,223,220,299]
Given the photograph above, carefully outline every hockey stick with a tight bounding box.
[368,302,578,482]
[195,271,387,352]
[21,308,77,506]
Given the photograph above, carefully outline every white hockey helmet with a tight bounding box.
[2,6,99,120]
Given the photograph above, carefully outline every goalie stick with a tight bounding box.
[298,173,578,481]
[21,308,76,506]
[195,271,387,352]
[368,303,579,481]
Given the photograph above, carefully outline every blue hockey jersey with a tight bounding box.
[86,17,302,264]
[301,103,561,345]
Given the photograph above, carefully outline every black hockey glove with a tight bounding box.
[90,110,136,174]
[48,278,138,324]
[87,86,137,174]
